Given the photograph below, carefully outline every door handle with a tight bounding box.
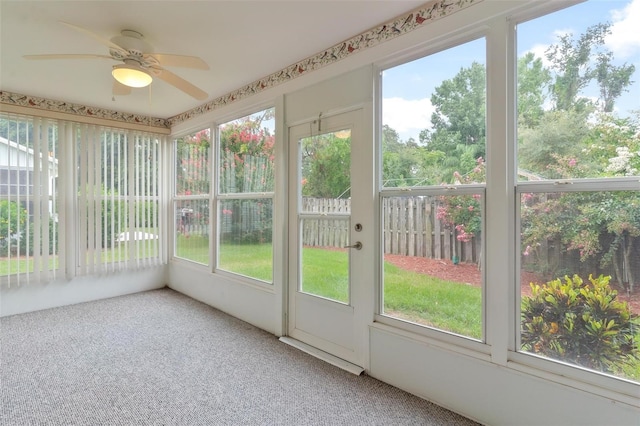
[344,241,362,250]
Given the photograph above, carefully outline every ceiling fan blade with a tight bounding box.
[24,54,114,60]
[155,69,208,101]
[59,21,126,53]
[147,54,209,70]
[112,80,132,96]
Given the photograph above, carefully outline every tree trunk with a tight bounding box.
[622,233,634,294]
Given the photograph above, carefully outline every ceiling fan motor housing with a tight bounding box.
[111,29,153,58]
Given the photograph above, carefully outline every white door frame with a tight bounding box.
[285,106,374,370]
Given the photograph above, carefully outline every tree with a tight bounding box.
[546,23,609,112]
[420,62,486,183]
[0,200,28,256]
[545,23,635,113]
[176,129,210,196]
[425,21,639,288]
[593,51,636,113]
[381,125,425,187]
[517,52,552,127]
[518,109,590,178]
[219,120,274,193]
[301,132,350,198]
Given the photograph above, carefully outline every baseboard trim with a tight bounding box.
[279,336,364,376]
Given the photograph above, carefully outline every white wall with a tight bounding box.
[167,261,276,334]
[369,325,640,426]
[0,266,166,317]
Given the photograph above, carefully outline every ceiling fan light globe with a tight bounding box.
[112,64,152,88]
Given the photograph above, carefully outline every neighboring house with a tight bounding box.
[0,135,58,218]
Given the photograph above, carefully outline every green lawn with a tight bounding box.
[219,242,273,282]
[175,234,209,264]
[0,257,49,276]
[383,261,482,339]
[0,241,157,276]
[301,247,349,303]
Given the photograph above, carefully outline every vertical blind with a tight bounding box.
[0,116,60,285]
[0,113,166,285]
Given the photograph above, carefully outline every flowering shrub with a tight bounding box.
[521,274,639,374]
[437,157,484,242]
[176,129,210,196]
[437,195,481,242]
[219,120,275,193]
[218,111,275,244]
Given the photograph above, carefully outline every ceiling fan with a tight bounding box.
[24,22,209,101]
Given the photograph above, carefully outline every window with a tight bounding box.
[174,128,210,264]
[77,126,163,274]
[0,114,165,282]
[516,1,639,383]
[380,38,486,341]
[217,108,275,282]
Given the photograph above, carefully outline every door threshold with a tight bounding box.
[279,337,364,376]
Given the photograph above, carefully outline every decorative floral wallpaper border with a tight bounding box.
[0,91,170,129]
[1,0,480,129]
[168,0,481,126]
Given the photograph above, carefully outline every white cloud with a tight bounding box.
[606,0,640,58]
[525,28,573,67]
[527,43,553,67]
[382,97,434,141]
[553,28,573,39]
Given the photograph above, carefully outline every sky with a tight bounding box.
[382,0,640,143]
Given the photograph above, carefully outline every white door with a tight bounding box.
[287,109,373,369]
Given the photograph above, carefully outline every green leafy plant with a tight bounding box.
[521,274,639,374]
[0,200,28,256]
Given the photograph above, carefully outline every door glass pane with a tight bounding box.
[298,129,351,303]
[300,129,351,206]
[301,218,350,303]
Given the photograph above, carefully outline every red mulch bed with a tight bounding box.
[384,254,640,314]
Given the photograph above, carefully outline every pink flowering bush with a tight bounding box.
[437,158,484,243]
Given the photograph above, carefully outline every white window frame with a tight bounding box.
[505,3,640,402]
[171,125,213,267]
[369,0,640,403]
[373,32,491,356]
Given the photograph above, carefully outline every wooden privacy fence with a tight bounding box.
[301,198,350,248]
[302,197,480,263]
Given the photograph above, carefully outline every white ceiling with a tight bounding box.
[0,1,424,120]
